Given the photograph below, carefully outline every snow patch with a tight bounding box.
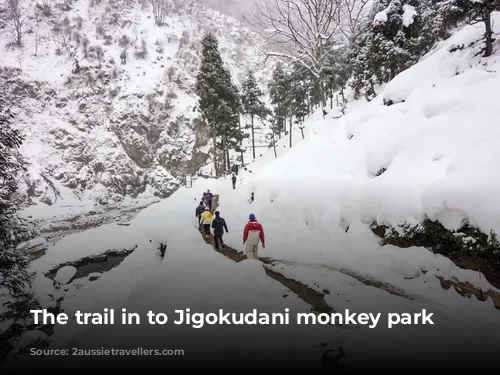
[54,266,78,285]
[402,5,417,27]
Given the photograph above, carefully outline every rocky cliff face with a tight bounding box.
[0,0,272,218]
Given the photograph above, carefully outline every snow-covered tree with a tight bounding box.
[324,45,352,108]
[216,71,244,172]
[196,32,224,174]
[350,0,450,97]
[0,96,40,362]
[5,0,28,47]
[288,64,312,123]
[338,0,372,46]
[252,0,344,111]
[440,0,500,57]
[195,33,243,175]
[268,62,294,145]
[149,0,169,26]
[241,70,269,160]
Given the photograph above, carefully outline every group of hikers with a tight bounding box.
[195,189,265,260]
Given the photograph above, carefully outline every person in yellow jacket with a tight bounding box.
[200,208,213,239]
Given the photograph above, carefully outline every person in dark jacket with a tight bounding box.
[231,173,237,190]
[231,164,239,176]
[205,190,214,211]
[195,201,205,231]
[211,211,228,250]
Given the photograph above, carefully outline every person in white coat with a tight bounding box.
[242,214,265,260]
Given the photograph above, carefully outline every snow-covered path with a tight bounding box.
[8,179,499,371]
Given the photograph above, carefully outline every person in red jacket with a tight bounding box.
[243,213,265,260]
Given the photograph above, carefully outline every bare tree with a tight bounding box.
[34,9,41,56]
[6,0,28,47]
[119,35,131,64]
[250,0,343,110]
[337,0,371,47]
[149,0,169,26]
[53,24,86,74]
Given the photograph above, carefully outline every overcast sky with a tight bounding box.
[200,0,257,21]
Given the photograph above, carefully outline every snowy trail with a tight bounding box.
[10,179,499,370]
[21,182,344,370]
[198,230,335,315]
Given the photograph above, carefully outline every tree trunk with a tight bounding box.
[370,80,377,97]
[289,117,293,148]
[483,11,493,57]
[226,148,230,173]
[271,131,277,158]
[300,127,304,139]
[221,138,227,174]
[212,135,219,177]
[251,114,256,160]
[238,116,244,167]
[317,74,326,118]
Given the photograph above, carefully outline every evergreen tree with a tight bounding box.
[241,70,268,160]
[268,62,292,140]
[195,33,243,175]
[216,71,244,172]
[288,64,310,123]
[324,46,352,109]
[0,96,41,361]
[438,0,500,57]
[351,0,452,97]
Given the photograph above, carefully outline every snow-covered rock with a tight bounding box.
[16,237,48,260]
[54,266,77,285]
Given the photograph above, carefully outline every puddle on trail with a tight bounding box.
[45,246,137,284]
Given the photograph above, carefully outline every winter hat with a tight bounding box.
[215,211,220,216]
[249,213,256,220]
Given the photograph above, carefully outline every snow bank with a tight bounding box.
[29,180,500,371]
[209,15,500,301]
[28,182,341,370]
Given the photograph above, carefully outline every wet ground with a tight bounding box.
[45,247,138,284]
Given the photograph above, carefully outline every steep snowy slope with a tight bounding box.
[0,0,273,226]
[211,13,500,296]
